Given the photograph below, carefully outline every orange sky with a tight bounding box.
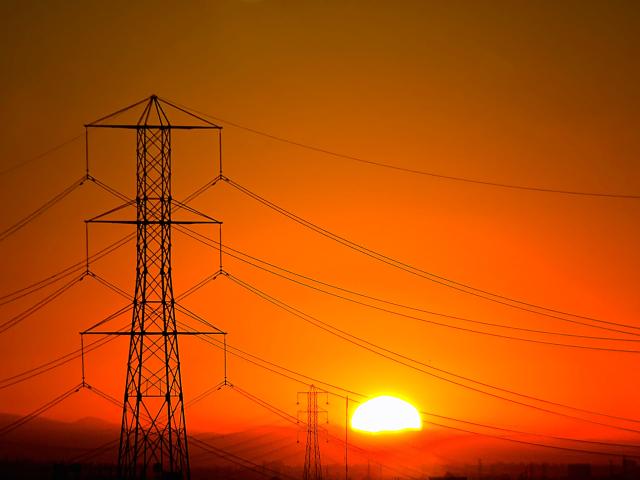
[1,0,640,470]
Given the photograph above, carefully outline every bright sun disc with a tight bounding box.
[351,396,422,433]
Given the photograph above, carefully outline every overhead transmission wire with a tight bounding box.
[215,352,640,459]
[0,167,131,243]
[86,175,132,203]
[224,178,640,336]
[159,97,640,200]
[189,435,299,480]
[173,227,640,426]
[420,409,640,451]
[5,380,122,463]
[89,272,131,301]
[178,321,640,459]
[0,275,84,334]
[422,420,640,459]
[89,102,639,435]
[225,242,640,343]
[13,260,602,466]
[0,165,208,308]
[171,185,640,425]
[0,240,136,335]
[0,333,115,390]
[224,249,640,353]
[222,273,640,436]
[0,308,131,390]
[16,158,624,458]
[213,433,301,468]
[173,265,640,434]
[1,265,83,307]
[69,315,640,460]
[0,232,134,306]
[0,134,83,177]
[162,109,640,436]
[231,385,640,460]
[175,225,640,347]
[69,438,119,464]
[0,270,214,392]
[194,430,284,458]
[0,127,214,440]
[45,285,628,464]
[189,428,293,474]
[72,385,267,470]
[4,118,635,460]
[176,319,363,398]
[32,276,217,389]
[228,383,639,464]
[0,383,83,437]
[180,323,624,455]
[0,175,86,242]
[0,173,133,333]
[228,384,451,479]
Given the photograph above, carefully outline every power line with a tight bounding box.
[87,175,132,203]
[182,321,640,458]
[0,308,130,390]
[0,232,134,306]
[178,320,364,398]
[228,251,640,351]
[224,273,640,435]
[420,410,640,451]
[89,272,131,300]
[229,384,425,479]
[9,325,636,463]
[0,176,85,242]
[0,274,84,334]
[1,272,133,336]
[225,178,640,336]
[174,226,640,426]
[128,226,640,426]
[69,438,119,464]
[0,173,132,244]
[0,265,80,307]
[425,419,640,459]
[0,383,82,437]
[159,97,640,200]
[203,244,640,423]
[175,223,640,353]
[173,214,640,426]
[189,436,299,480]
[0,134,83,177]
[231,382,639,458]
[87,386,304,475]
[175,227,640,345]
[0,333,118,390]
[0,268,222,392]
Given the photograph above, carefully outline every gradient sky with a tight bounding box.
[1,0,640,469]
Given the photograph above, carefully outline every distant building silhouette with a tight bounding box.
[429,475,467,480]
[567,463,591,480]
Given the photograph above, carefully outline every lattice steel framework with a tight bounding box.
[84,96,223,480]
[119,116,187,479]
[299,385,327,480]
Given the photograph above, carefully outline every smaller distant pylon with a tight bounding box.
[298,385,328,480]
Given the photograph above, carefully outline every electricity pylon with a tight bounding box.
[83,95,224,479]
[298,385,328,480]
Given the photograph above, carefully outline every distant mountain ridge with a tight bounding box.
[0,413,626,471]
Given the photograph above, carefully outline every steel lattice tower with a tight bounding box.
[118,100,187,480]
[84,96,223,480]
[299,385,327,480]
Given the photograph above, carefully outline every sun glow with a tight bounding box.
[351,396,422,433]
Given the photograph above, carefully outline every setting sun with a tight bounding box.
[351,396,422,433]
